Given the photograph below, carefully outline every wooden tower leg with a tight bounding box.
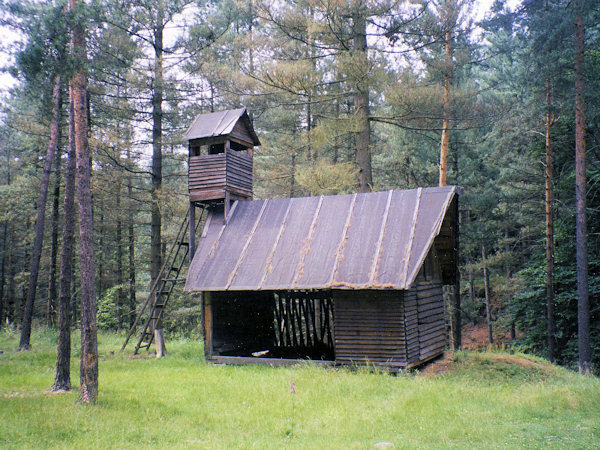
[189,203,196,264]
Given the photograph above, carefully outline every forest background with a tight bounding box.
[0,0,598,380]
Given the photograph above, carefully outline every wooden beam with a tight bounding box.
[203,292,213,359]
[189,204,196,264]
[207,355,334,367]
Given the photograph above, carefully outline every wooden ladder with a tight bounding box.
[121,206,203,355]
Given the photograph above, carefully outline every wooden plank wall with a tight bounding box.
[415,279,445,364]
[334,290,406,369]
[226,149,253,197]
[189,154,226,200]
[403,289,420,367]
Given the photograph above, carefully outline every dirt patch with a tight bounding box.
[419,352,455,377]
[461,323,518,350]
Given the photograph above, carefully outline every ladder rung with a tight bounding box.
[124,209,200,355]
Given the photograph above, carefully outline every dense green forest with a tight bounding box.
[0,0,598,388]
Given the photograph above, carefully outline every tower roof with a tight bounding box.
[183,108,261,146]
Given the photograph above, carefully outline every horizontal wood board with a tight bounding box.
[334,290,407,367]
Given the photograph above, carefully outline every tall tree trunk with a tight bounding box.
[151,1,164,288]
[7,243,16,324]
[52,95,77,392]
[0,221,7,326]
[151,2,165,356]
[127,147,136,329]
[48,142,62,327]
[116,178,124,330]
[452,221,461,350]
[544,79,556,362]
[70,0,98,403]
[352,3,372,193]
[19,75,62,351]
[97,200,104,298]
[0,145,10,326]
[481,243,493,345]
[574,11,590,374]
[439,28,452,187]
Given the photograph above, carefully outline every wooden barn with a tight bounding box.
[182,108,460,370]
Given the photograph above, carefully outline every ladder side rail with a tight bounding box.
[124,206,204,354]
[122,208,191,352]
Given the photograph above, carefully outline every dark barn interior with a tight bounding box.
[208,290,335,361]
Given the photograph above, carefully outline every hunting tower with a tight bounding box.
[183,108,260,259]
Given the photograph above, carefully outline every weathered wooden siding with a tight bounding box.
[403,266,445,368]
[403,288,420,366]
[189,154,226,202]
[415,280,445,363]
[333,290,406,368]
[226,149,253,197]
[188,150,252,202]
[230,121,254,147]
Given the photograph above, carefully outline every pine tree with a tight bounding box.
[70,0,98,403]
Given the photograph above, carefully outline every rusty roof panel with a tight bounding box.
[192,200,265,290]
[228,198,291,290]
[403,189,454,287]
[373,189,418,288]
[184,186,459,292]
[332,190,390,287]
[294,193,356,289]
[262,196,321,290]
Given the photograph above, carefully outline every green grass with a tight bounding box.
[1,328,598,449]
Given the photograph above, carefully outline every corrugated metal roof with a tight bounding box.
[185,186,458,292]
[182,108,260,145]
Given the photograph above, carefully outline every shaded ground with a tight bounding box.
[461,322,518,350]
[419,323,530,377]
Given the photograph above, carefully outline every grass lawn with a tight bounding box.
[1,327,598,449]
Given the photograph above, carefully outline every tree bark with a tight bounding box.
[127,147,136,329]
[151,1,164,288]
[574,12,590,374]
[0,220,7,326]
[481,243,493,345]
[116,179,124,329]
[544,79,556,363]
[97,200,104,299]
[19,75,62,351]
[352,3,372,193]
[452,203,461,350]
[52,95,77,392]
[70,0,98,403]
[0,145,10,326]
[48,140,62,327]
[439,28,452,187]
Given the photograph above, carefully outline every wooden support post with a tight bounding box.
[224,190,230,223]
[154,329,167,358]
[189,203,196,264]
[282,295,290,347]
[203,292,213,359]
